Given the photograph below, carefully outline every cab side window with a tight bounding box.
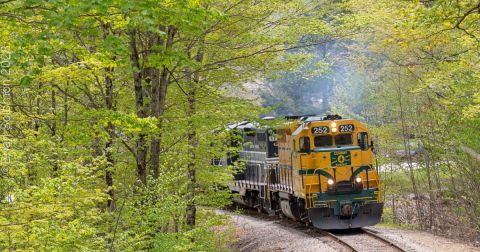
[299,136,311,153]
[357,132,368,150]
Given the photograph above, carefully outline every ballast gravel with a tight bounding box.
[221,210,340,252]
[220,210,479,252]
[366,226,479,252]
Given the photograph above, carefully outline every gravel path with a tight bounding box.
[220,209,479,252]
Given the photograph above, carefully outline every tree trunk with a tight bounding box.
[51,89,59,177]
[100,21,117,210]
[34,83,42,134]
[186,46,203,230]
[396,82,423,228]
[185,67,197,230]
[150,26,176,179]
[50,89,57,137]
[105,63,116,211]
[424,155,434,230]
[129,28,148,185]
[62,84,68,141]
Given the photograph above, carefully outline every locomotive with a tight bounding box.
[224,115,383,229]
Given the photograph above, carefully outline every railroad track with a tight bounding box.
[362,228,409,251]
[222,207,412,252]
[319,230,359,251]
[323,228,410,252]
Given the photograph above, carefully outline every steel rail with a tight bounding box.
[361,228,408,252]
[320,230,359,252]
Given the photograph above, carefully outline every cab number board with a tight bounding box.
[311,126,329,134]
[339,124,354,132]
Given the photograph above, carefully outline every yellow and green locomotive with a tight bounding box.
[227,115,383,229]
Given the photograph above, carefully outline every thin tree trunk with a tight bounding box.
[50,89,57,137]
[63,86,68,126]
[62,84,68,141]
[100,21,117,210]
[424,155,434,230]
[396,81,423,228]
[34,83,42,133]
[185,66,196,230]
[105,62,116,211]
[186,45,203,230]
[129,28,148,185]
[51,89,59,177]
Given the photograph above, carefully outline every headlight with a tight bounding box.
[331,122,337,127]
[331,127,337,133]
[327,179,334,185]
[355,177,362,183]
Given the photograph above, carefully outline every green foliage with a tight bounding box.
[0,0,344,250]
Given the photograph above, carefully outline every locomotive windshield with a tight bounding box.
[314,135,333,147]
[335,134,353,146]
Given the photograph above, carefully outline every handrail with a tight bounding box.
[308,168,326,208]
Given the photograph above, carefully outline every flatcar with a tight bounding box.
[224,115,383,229]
